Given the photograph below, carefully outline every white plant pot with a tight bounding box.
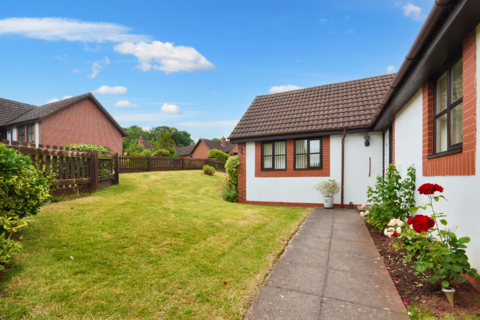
[324,196,334,209]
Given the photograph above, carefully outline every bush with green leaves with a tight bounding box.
[225,155,239,186]
[203,165,216,175]
[152,149,170,157]
[0,143,50,270]
[206,149,229,162]
[366,164,416,231]
[140,149,153,157]
[67,143,113,178]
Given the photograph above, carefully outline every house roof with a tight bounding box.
[3,93,127,137]
[0,98,36,126]
[175,138,237,156]
[229,74,395,140]
[143,140,153,151]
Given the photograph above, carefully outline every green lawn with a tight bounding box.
[1,171,310,319]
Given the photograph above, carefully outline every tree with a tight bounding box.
[149,126,192,147]
[122,125,150,151]
[212,138,220,142]
[206,149,229,162]
[151,131,178,157]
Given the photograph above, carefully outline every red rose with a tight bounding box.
[392,232,399,238]
[407,217,413,225]
[411,214,435,232]
[418,183,444,195]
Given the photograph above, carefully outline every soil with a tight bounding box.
[366,222,480,318]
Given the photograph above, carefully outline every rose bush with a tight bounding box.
[407,214,435,233]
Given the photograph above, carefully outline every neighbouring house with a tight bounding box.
[176,136,238,158]
[230,0,480,285]
[0,93,127,154]
[137,137,153,151]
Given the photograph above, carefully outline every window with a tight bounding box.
[18,126,25,143]
[294,138,322,169]
[261,140,286,170]
[27,124,34,142]
[434,57,463,153]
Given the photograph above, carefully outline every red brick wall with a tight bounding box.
[39,98,123,154]
[228,144,238,156]
[238,142,247,203]
[422,29,476,176]
[255,137,330,177]
[191,141,211,158]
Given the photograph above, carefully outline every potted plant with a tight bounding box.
[313,180,340,209]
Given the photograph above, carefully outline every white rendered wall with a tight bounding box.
[246,132,383,205]
[394,25,480,269]
[35,122,39,147]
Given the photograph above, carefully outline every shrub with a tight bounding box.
[313,180,340,197]
[140,149,153,157]
[203,165,216,175]
[0,143,50,270]
[366,164,416,231]
[68,143,113,178]
[152,149,170,157]
[206,149,229,162]
[393,183,479,288]
[222,182,238,202]
[225,155,239,185]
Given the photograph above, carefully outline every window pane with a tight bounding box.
[275,141,286,155]
[18,127,25,143]
[295,140,307,154]
[310,154,321,167]
[310,139,320,153]
[27,125,34,142]
[451,102,463,145]
[263,143,272,156]
[275,155,286,169]
[263,156,272,168]
[295,155,307,169]
[436,72,448,114]
[436,113,448,153]
[451,59,463,102]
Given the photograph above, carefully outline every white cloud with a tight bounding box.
[54,55,62,60]
[46,96,72,103]
[177,120,239,128]
[0,17,150,43]
[104,56,110,64]
[114,100,138,107]
[90,62,101,79]
[161,103,182,114]
[320,19,328,24]
[386,65,396,74]
[113,41,215,73]
[142,126,150,132]
[92,85,127,94]
[72,68,81,73]
[346,29,354,34]
[213,91,218,95]
[269,85,303,94]
[403,3,425,21]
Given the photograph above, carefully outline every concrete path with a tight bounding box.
[245,208,407,320]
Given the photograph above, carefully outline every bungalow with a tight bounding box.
[176,137,238,158]
[230,0,480,285]
[0,93,127,154]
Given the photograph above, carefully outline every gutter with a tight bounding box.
[369,0,453,128]
[341,129,347,209]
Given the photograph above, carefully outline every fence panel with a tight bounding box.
[2,139,118,196]
[118,156,225,173]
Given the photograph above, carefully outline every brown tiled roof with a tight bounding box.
[143,140,153,151]
[175,144,196,156]
[0,98,36,126]
[199,139,236,153]
[229,74,395,139]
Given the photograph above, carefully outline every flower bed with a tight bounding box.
[366,223,480,318]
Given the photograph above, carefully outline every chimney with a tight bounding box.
[221,136,226,147]
[190,140,195,145]
[138,136,144,145]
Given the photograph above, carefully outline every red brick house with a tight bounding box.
[0,93,127,154]
[176,137,238,158]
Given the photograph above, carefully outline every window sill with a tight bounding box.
[294,167,324,171]
[426,148,462,159]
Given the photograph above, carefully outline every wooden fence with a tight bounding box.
[3,140,118,196]
[118,156,226,173]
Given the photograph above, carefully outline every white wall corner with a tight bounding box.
[35,122,39,147]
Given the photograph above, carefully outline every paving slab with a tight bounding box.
[320,298,408,320]
[245,208,406,320]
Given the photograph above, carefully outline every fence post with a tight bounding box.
[113,153,119,184]
[182,158,184,170]
[91,149,99,192]
[147,157,151,171]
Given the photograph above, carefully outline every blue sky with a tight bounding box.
[0,0,433,140]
